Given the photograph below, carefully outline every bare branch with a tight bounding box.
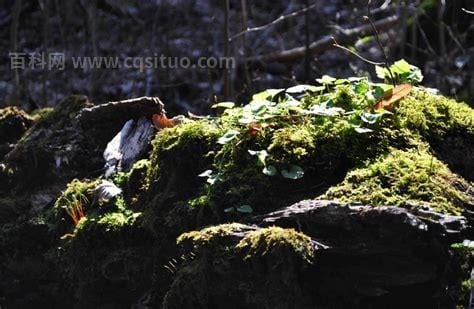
[461,8,474,14]
[247,15,399,64]
[230,3,318,42]
[332,38,385,66]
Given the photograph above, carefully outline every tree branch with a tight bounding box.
[247,15,399,64]
[230,3,318,42]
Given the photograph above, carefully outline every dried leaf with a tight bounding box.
[248,123,262,136]
[152,114,174,129]
[374,84,412,110]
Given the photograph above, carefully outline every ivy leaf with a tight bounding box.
[361,112,382,124]
[262,165,278,176]
[355,127,373,133]
[248,149,268,167]
[390,59,411,74]
[281,164,304,180]
[218,129,240,144]
[198,170,213,177]
[236,205,253,214]
[198,170,221,185]
[375,65,387,80]
[251,89,284,103]
[238,114,255,124]
[316,75,336,85]
[286,84,321,94]
[354,81,369,94]
[212,102,235,109]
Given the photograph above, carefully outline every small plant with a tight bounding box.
[64,194,88,226]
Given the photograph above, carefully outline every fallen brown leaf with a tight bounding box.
[374,84,413,110]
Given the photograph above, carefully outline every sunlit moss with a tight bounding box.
[145,120,222,192]
[177,223,248,251]
[323,147,473,215]
[395,89,473,138]
[236,226,315,262]
[54,178,101,221]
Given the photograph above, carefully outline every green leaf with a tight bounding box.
[218,129,240,144]
[354,81,369,94]
[248,149,268,167]
[262,165,278,176]
[334,78,349,85]
[198,170,221,185]
[211,102,235,109]
[361,112,382,124]
[238,114,254,124]
[236,205,253,214]
[281,164,304,180]
[375,65,386,80]
[224,207,235,213]
[198,170,213,177]
[391,59,411,74]
[251,89,284,103]
[286,84,320,93]
[372,86,385,99]
[355,127,373,133]
[316,75,336,85]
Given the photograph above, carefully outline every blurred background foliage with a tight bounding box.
[0,0,473,113]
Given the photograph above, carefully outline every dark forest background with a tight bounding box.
[1,0,473,113]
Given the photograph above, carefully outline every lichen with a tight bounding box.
[323,147,473,215]
[236,226,315,262]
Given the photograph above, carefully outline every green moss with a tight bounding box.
[177,223,248,250]
[74,211,142,236]
[396,90,473,138]
[19,95,91,143]
[0,106,33,144]
[145,120,222,192]
[236,227,315,262]
[323,147,473,215]
[114,159,150,206]
[30,107,54,122]
[268,125,315,164]
[54,178,100,221]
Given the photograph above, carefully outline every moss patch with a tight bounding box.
[323,147,473,215]
[236,226,315,262]
[53,178,101,225]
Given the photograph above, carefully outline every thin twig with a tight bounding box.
[365,0,395,85]
[461,8,474,15]
[229,3,318,42]
[332,38,385,65]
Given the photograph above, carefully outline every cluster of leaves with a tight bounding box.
[196,61,422,213]
[376,59,424,85]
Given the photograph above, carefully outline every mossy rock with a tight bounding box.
[323,147,473,215]
[143,88,473,225]
[142,120,223,236]
[4,96,94,191]
[0,106,34,145]
[395,90,474,180]
[57,211,153,307]
[164,225,316,309]
[113,159,150,208]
